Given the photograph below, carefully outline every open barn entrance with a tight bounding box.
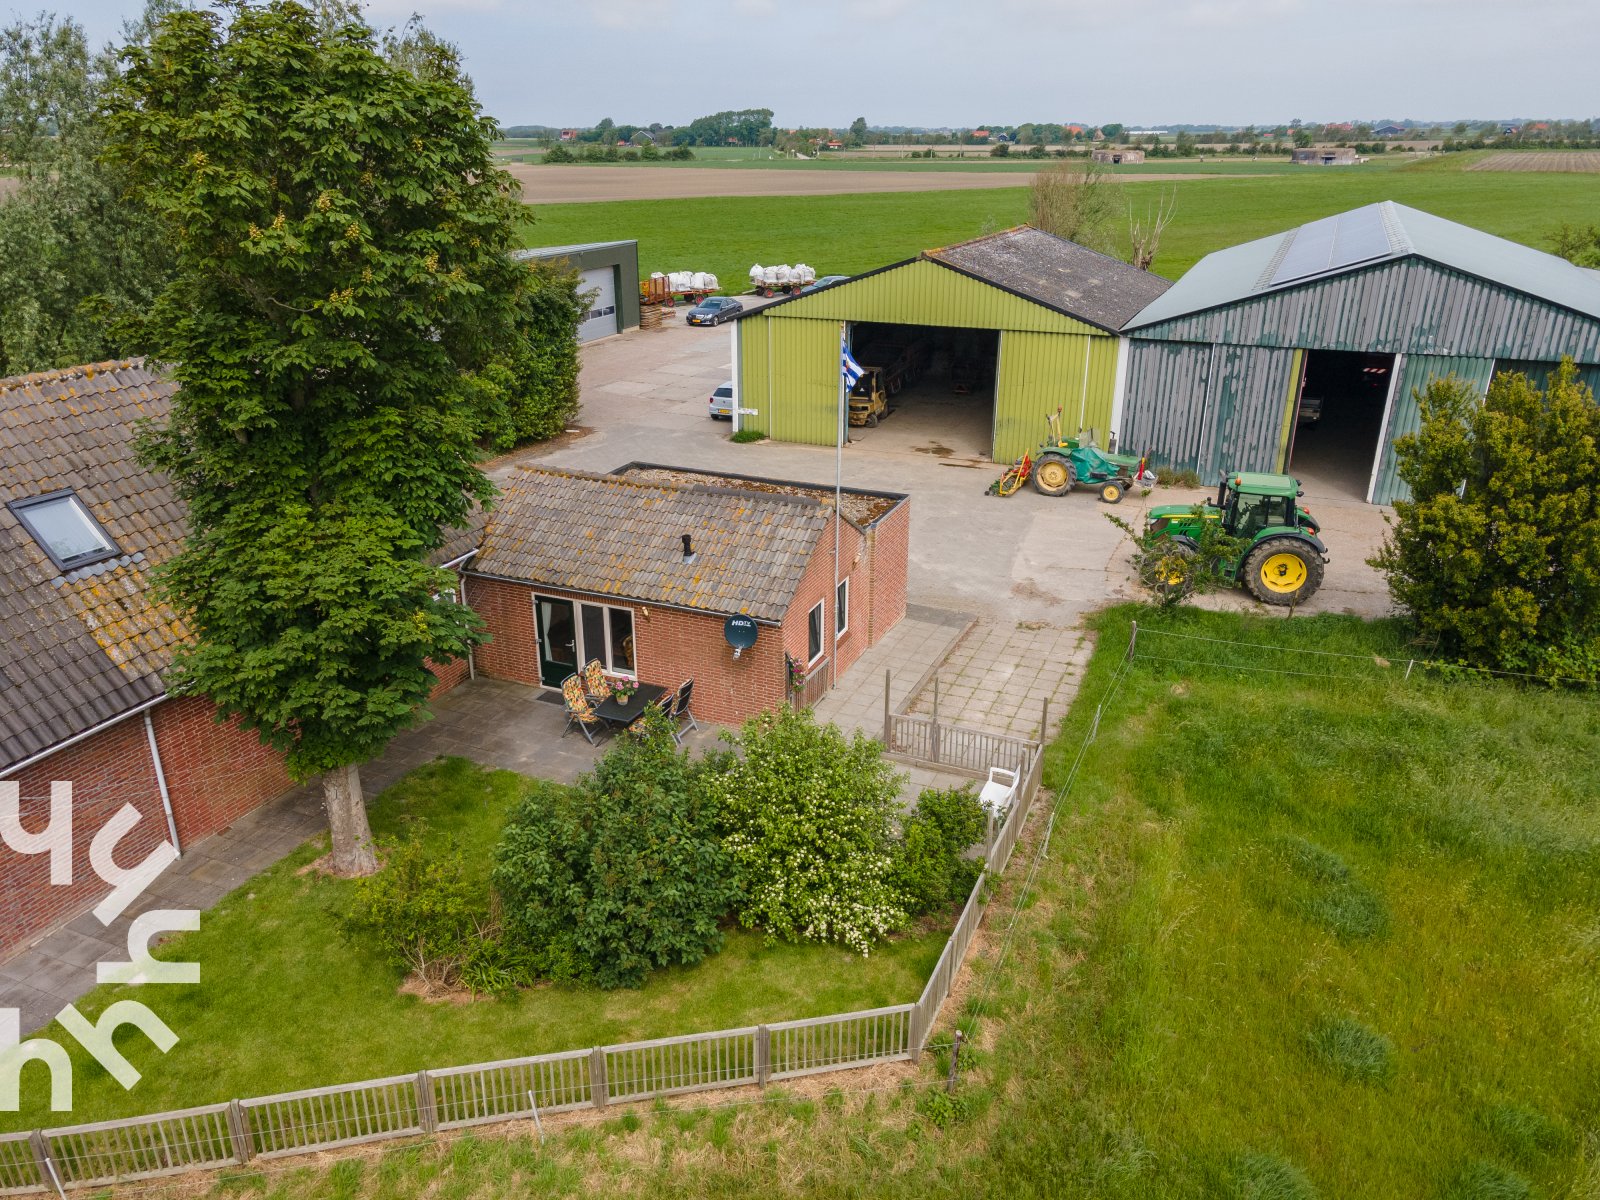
[846,323,999,461]
[1288,349,1395,500]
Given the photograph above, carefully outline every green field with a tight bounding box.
[139,608,1600,1199]
[1,759,946,1130]
[519,167,1600,288]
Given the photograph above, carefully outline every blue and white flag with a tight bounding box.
[841,345,864,389]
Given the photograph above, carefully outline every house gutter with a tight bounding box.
[1,694,167,781]
[143,710,182,855]
[442,549,481,680]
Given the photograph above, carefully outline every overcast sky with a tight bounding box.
[60,0,1600,130]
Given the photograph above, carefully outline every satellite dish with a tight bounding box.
[724,615,759,658]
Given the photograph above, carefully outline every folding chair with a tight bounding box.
[668,678,699,744]
[561,674,607,744]
[581,659,613,705]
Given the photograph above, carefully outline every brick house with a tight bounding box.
[0,362,301,954]
[462,464,910,726]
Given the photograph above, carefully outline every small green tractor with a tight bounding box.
[1144,471,1328,606]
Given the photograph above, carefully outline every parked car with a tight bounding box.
[1297,393,1325,427]
[800,274,851,294]
[685,297,744,326]
[708,381,735,420]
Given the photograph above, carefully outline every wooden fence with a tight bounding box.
[2,741,1042,1195]
[881,671,1044,780]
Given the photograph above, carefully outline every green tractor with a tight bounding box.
[1144,471,1328,606]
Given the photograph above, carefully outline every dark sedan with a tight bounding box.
[685,297,744,326]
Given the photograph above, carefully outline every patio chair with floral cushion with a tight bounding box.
[561,674,607,744]
[581,659,613,705]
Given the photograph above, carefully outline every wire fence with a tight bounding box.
[4,738,1045,1195]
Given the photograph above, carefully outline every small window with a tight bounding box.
[835,578,849,638]
[807,600,824,665]
[7,490,118,571]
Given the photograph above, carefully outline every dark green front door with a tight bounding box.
[535,596,577,688]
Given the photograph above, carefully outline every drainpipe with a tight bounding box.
[440,549,480,681]
[143,711,182,856]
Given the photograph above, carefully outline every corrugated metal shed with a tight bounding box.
[736,228,1164,464]
[1121,202,1600,504]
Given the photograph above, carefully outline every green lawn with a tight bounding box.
[1,758,946,1130]
[520,169,1600,289]
[173,609,1600,1199]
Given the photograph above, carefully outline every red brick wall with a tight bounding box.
[465,575,540,685]
[866,500,911,644]
[426,569,474,700]
[149,696,292,848]
[2,717,167,958]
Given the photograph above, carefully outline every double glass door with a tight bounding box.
[534,596,636,688]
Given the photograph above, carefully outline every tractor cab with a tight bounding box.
[1216,472,1321,539]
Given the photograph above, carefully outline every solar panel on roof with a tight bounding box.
[1269,206,1395,288]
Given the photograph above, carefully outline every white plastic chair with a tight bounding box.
[979,765,1020,816]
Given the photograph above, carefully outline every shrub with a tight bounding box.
[667,144,694,160]
[542,144,574,163]
[494,711,735,989]
[730,428,765,444]
[470,257,584,449]
[1372,362,1600,681]
[343,835,486,993]
[707,706,908,954]
[639,141,661,161]
[1108,505,1249,608]
[891,786,988,915]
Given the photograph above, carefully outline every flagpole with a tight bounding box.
[833,321,845,691]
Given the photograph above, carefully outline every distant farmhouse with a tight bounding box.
[1092,148,1144,165]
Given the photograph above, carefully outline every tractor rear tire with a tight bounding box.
[1243,538,1324,606]
[1033,456,1074,497]
[1098,480,1125,504]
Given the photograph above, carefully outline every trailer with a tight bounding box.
[640,271,720,308]
[748,263,817,298]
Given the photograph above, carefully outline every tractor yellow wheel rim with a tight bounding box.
[1037,461,1070,490]
[1101,484,1120,501]
[1259,551,1307,593]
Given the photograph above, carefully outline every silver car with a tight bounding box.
[708,381,735,420]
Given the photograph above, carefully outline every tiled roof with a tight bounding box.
[475,467,829,622]
[926,226,1174,331]
[0,360,185,771]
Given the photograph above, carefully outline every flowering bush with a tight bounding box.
[707,706,908,955]
[890,786,988,915]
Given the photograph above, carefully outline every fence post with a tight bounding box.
[1038,697,1049,746]
[946,1029,964,1094]
[225,1100,254,1165]
[930,676,941,765]
[28,1131,57,1196]
[589,1048,609,1110]
[883,669,891,745]
[415,1070,438,1134]
[1128,619,1138,660]
[755,1026,771,1087]
[908,1004,923,1062]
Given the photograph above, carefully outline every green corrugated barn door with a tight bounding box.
[737,315,842,446]
[1370,354,1496,505]
[993,332,1116,464]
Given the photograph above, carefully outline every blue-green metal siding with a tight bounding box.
[1370,354,1497,506]
[1493,359,1600,396]
[1122,340,1297,481]
[1131,258,1600,362]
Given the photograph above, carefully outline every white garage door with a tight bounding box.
[577,266,618,342]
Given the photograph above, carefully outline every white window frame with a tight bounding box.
[806,600,825,666]
[578,600,637,679]
[835,577,849,638]
[7,489,118,572]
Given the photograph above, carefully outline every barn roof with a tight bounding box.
[924,227,1173,331]
[1126,201,1600,329]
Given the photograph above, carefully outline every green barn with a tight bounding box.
[731,227,1171,464]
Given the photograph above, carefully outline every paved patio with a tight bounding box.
[4,677,721,1034]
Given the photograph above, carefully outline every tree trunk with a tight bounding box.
[323,762,378,877]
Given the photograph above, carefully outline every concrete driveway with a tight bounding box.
[503,316,1396,632]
